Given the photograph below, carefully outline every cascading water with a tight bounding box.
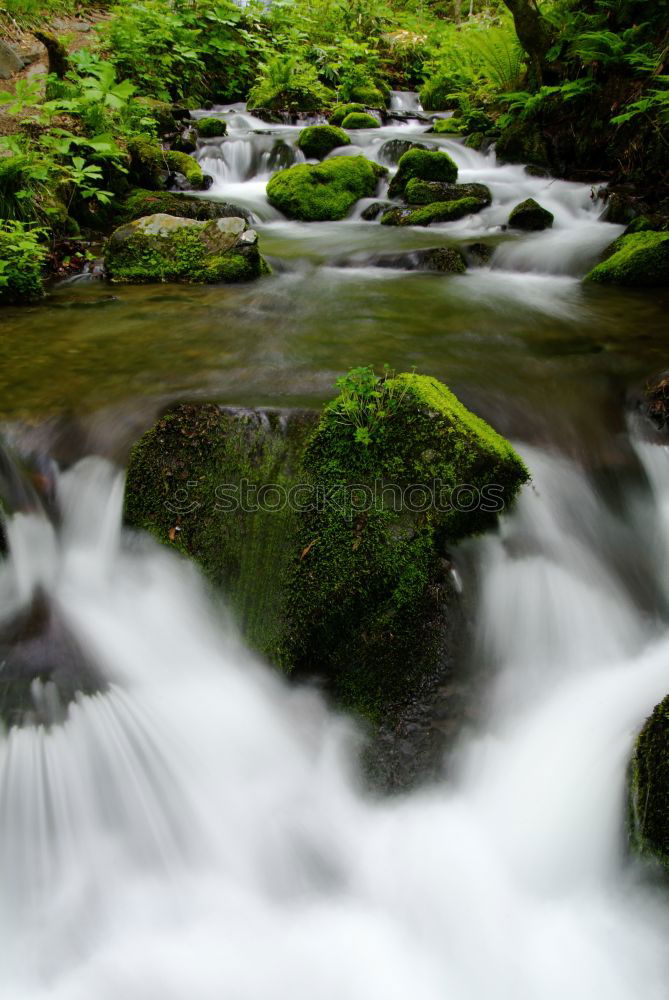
[2,435,669,998]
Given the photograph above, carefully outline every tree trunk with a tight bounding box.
[501,0,553,87]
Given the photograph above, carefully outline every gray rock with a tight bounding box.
[0,40,24,80]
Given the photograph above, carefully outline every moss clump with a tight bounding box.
[388,148,458,198]
[508,198,554,231]
[381,197,485,227]
[119,189,250,225]
[341,112,380,129]
[197,116,228,138]
[297,125,350,160]
[495,120,549,168]
[266,156,386,222]
[347,84,386,108]
[405,179,491,207]
[464,132,486,150]
[127,137,206,190]
[280,371,528,719]
[629,695,669,873]
[329,102,366,126]
[585,231,669,287]
[105,214,268,284]
[0,222,47,305]
[135,97,178,135]
[431,118,463,134]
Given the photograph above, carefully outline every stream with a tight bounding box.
[1,93,669,998]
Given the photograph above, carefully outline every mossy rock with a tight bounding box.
[297,125,350,160]
[197,116,228,138]
[388,148,458,199]
[430,118,463,134]
[266,156,386,222]
[127,137,206,190]
[464,132,486,151]
[329,102,366,126]
[629,694,669,873]
[508,198,554,231]
[585,231,669,287]
[405,179,491,207]
[280,372,528,719]
[347,84,386,109]
[371,247,467,273]
[119,189,251,225]
[381,197,486,227]
[379,139,429,164]
[341,112,380,129]
[124,404,318,656]
[105,213,269,284]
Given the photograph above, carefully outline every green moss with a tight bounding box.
[464,132,485,150]
[431,118,463,134]
[405,179,491,207]
[347,84,386,108]
[124,404,318,656]
[266,156,386,222]
[629,695,669,873]
[381,197,485,227]
[329,102,366,126]
[197,116,228,138]
[135,97,178,135]
[388,148,458,198]
[105,216,268,284]
[341,112,380,129]
[508,198,554,231]
[585,231,669,287]
[297,125,351,160]
[280,372,528,719]
[127,137,206,190]
[495,120,549,168]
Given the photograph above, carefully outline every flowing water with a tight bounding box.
[2,94,669,997]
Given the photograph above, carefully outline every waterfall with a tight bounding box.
[2,438,669,998]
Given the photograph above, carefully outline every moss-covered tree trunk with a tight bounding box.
[501,0,554,87]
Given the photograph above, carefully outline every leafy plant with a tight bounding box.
[0,221,49,305]
[333,365,413,446]
[247,54,334,111]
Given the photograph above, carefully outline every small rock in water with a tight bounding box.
[508,197,554,231]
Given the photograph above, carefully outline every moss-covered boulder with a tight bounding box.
[381,198,485,227]
[127,137,206,190]
[280,371,528,717]
[329,102,366,126]
[266,156,386,222]
[197,116,228,138]
[297,125,350,160]
[388,148,458,198]
[118,189,251,225]
[105,214,269,284]
[123,372,527,728]
[405,179,491,207]
[341,112,380,129]
[629,695,669,873]
[508,198,554,231]
[584,232,669,287]
[347,84,386,108]
[378,139,429,164]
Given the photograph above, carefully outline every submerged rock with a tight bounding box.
[360,201,391,221]
[643,371,669,431]
[388,148,458,199]
[629,695,669,873]
[405,179,492,207]
[364,247,467,273]
[341,112,380,129]
[297,124,350,160]
[381,198,486,227]
[105,214,269,284]
[266,156,386,222]
[508,198,554,231]
[584,231,669,287]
